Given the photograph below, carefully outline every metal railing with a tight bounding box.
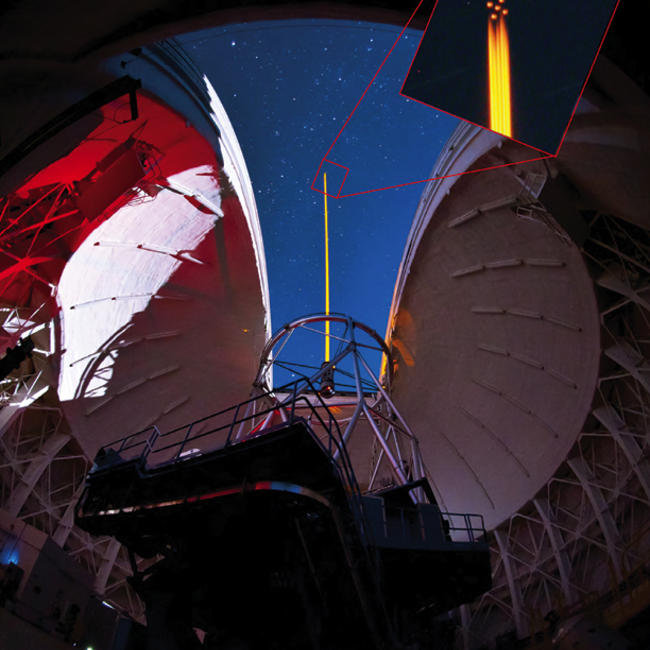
[443,512,487,544]
[103,425,161,462]
[90,378,362,501]
[364,500,487,549]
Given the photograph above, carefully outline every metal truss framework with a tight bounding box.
[0,313,440,625]
[0,173,151,618]
[0,303,147,621]
[2,124,649,640]
[0,37,272,628]
[0,398,147,621]
[457,211,650,648]
[2,212,648,634]
[254,313,430,498]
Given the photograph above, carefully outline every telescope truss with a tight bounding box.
[250,313,434,501]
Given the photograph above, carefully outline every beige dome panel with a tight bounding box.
[390,140,601,530]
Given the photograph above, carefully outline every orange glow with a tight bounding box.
[392,338,415,367]
[488,11,512,137]
[486,1,493,6]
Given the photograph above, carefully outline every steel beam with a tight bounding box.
[5,433,70,517]
[594,404,650,504]
[597,270,650,312]
[95,538,121,595]
[0,374,49,438]
[52,483,86,547]
[604,341,650,394]
[494,529,527,638]
[362,403,408,485]
[0,402,23,440]
[533,498,576,605]
[567,456,624,581]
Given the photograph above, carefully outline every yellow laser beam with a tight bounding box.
[496,15,504,132]
[499,16,512,136]
[323,173,330,362]
[488,12,512,137]
[488,19,497,130]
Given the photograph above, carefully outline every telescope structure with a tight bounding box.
[74,313,491,649]
[0,2,648,649]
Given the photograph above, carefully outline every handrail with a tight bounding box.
[88,381,489,549]
[444,511,487,543]
[90,378,364,501]
[377,503,487,546]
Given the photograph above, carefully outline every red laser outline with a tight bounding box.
[311,0,426,198]
[312,159,350,198]
[313,0,620,198]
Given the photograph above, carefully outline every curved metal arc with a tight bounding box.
[248,314,435,512]
[255,312,394,388]
[300,322,386,354]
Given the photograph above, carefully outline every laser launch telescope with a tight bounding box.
[75,314,491,649]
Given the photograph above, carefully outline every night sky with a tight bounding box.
[178,20,458,385]
[402,0,618,154]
